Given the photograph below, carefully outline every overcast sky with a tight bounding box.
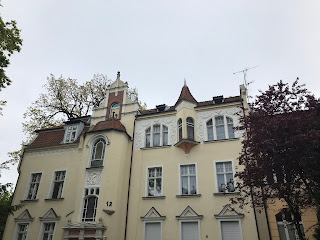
[1,0,320,185]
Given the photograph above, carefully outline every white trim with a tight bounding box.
[178,163,199,195]
[12,222,30,240]
[213,160,236,193]
[47,169,68,199]
[145,165,164,197]
[86,134,109,168]
[218,219,243,240]
[179,220,201,240]
[143,221,163,240]
[37,221,57,240]
[24,172,43,200]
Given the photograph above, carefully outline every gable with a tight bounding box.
[15,209,34,222]
[214,205,244,219]
[176,206,203,220]
[141,207,166,221]
[39,208,60,221]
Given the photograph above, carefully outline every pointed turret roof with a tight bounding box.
[175,82,197,106]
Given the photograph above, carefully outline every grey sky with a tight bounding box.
[1,0,320,185]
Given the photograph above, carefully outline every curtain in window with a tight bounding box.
[153,125,160,146]
[227,117,235,138]
[186,117,194,140]
[207,119,213,141]
[162,125,168,145]
[215,116,225,140]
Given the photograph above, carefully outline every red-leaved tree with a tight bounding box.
[232,79,320,239]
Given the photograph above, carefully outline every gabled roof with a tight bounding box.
[175,84,198,106]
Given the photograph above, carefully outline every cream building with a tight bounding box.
[4,72,298,240]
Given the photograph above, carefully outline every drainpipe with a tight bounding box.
[124,115,137,240]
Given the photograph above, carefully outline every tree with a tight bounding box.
[0,14,22,91]
[232,79,320,239]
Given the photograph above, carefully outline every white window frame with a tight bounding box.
[80,187,99,222]
[276,210,306,240]
[90,138,106,167]
[13,222,30,240]
[186,117,195,141]
[86,134,108,168]
[38,221,57,240]
[178,163,199,195]
[145,165,164,197]
[213,160,236,193]
[143,221,163,240]
[218,219,243,240]
[206,116,236,141]
[25,172,42,200]
[64,124,79,143]
[144,124,169,148]
[48,170,67,199]
[179,219,201,240]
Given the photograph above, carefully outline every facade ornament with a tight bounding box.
[86,170,102,186]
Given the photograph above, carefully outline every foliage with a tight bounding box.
[232,79,320,239]
[0,15,22,91]
[128,87,147,111]
[0,100,6,116]
[0,185,23,240]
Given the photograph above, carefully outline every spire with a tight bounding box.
[184,78,186,86]
[175,83,197,106]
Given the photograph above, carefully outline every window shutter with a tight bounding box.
[145,222,161,240]
[221,221,241,240]
[182,222,199,240]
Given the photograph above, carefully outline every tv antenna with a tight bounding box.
[233,66,258,89]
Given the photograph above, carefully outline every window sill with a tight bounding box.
[213,192,240,196]
[204,138,239,144]
[140,145,171,150]
[86,166,104,170]
[20,199,39,203]
[45,198,64,201]
[142,196,166,200]
[176,194,201,198]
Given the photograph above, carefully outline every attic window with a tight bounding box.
[65,125,78,143]
[156,104,167,112]
[213,95,224,104]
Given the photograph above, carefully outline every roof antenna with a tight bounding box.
[233,66,258,102]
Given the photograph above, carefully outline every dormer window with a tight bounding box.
[110,102,120,119]
[206,116,236,141]
[186,117,194,140]
[65,125,78,143]
[145,125,169,148]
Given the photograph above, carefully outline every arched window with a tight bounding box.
[186,117,194,140]
[153,125,160,147]
[91,139,106,167]
[215,116,225,140]
[162,125,168,145]
[178,118,182,141]
[82,187,99,222]
[145,127,151,147]
[207,119,214,141]
[110,102,120,119]
[227,117,235,138]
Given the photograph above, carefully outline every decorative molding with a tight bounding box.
[15,209,34,222]
[134,116,176,150]
[176,206,203,220]
[39,208,60,221]
[103,209,115,215]
[214,204,244,219]
[25,148,78,157]
[197,106,242,142]
[86,170,102,186]
[175,101,196,112]
[141,207,166,221]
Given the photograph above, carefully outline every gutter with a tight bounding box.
[124,114,136,240]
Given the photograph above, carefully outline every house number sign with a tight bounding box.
[106,201,112,206]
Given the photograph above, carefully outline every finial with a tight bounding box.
[117,71,120,79]
[184,78,186,86]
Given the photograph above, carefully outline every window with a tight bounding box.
[145,125,169,147]
[178,118,182,141]
[82,187,99,222]
[181,222,200,240]
[207,119,214,141]
[16,223,29,240]
[147,167,162,196]
[26,173,42,200]
[41,222,55,240]
[226,117,235,138]
[65,125,78,143]
[145,222,161,240]
[153,125,160,147]
[220,221,241,240]
[276,209,305,240]
[91,139,106,167]
[50,171,66,199]
[180,164,197,195]
[216,161,235,193]
[186,117,194,140]
[110,102,120,119]
[162,126,168,145]
[215,116,225,140]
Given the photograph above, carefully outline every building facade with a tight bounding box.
[4,72,316,240]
